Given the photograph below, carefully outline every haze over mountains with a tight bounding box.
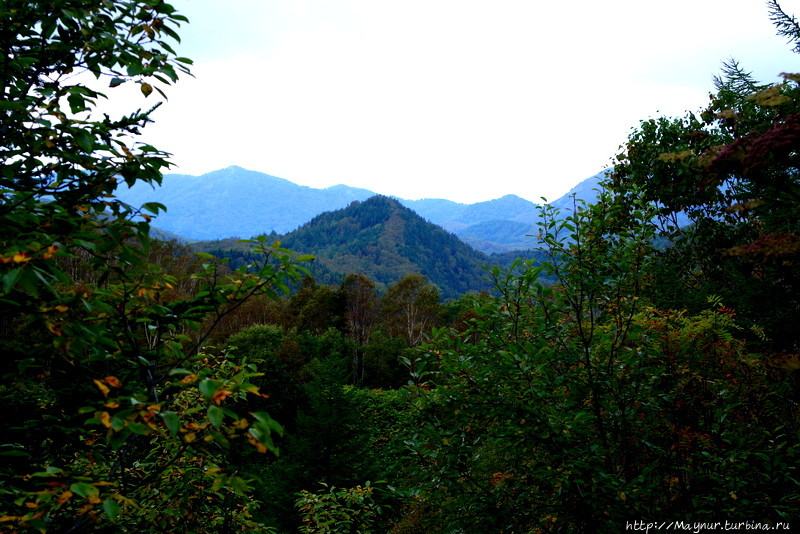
[117,166,608,253]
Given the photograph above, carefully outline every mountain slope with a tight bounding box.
[116,166,376,239]
[549,169,608,211]
[117,165,612,253]
[276,196,493,298]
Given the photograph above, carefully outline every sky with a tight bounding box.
[115,0,800,204]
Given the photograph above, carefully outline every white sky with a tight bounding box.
[116,0,800,204]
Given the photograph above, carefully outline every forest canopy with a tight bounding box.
[1,1,800,533]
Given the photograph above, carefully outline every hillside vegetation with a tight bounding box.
[2,2,799,534]
[197,196,495,298]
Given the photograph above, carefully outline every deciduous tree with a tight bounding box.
[0,2,310,532]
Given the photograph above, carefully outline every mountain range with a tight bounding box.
[116,166,609,253]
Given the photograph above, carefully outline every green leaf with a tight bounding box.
[0,100,24,111]
[229,476,250,496]
[199,379,217,401]
[127,422,150,435]
[207,404,223,429]
[17,357,35,373]
[70,482,99,499]
[252,411,283,436]
[160,411,180,437]
[141,202,166,214]
[103,498,120,520]
[73,129,94,151]
[2,268,23,293]
[209,430,230,448]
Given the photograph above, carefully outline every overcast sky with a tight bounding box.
[122,0,800,204]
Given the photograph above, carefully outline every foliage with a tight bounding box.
[610,50,800,352]
[381,274,442,348]
[404,193,800,532]
[271,196,494,299]
[249,372,412,531]
[768,0,800,54]
[398,8,800,530]
[296,482,385,534]
[340,274,379,384]
[0,2,311,532]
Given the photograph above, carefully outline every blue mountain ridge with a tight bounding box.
[115,165,611,251]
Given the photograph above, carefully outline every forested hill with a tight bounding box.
[275,196,492,298]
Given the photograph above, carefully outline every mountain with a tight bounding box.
[549,169,607,211]
[277,196,493,298]
[197,196,494,299]
[116,165,611,253]
[448,171,610,252]
[116,166,376,239]
[394,174,610,253]
[398,198,466,224]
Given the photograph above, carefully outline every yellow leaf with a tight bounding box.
[100,412,112,428]
[746,85,792,106]
[247,433,267,453]
[211,390,231,404]
[55,305,69,312]
[47,322,63,336]
[93,380,110,397]
[716,109,738,120]
[104,376,122,388]
[184,432,196,443]
[656,150,694,163]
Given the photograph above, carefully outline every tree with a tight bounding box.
[610,36,800,352]
[405,194,799,532]
[0,2,310,532]
[340,273,379,384]
[296,482,385,534]
[398,5,800,530]
[380,274,441,348]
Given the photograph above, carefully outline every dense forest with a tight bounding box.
[1,1,800,533]
[194,195,527,298]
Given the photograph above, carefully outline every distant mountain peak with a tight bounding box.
[114,165,607,252]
